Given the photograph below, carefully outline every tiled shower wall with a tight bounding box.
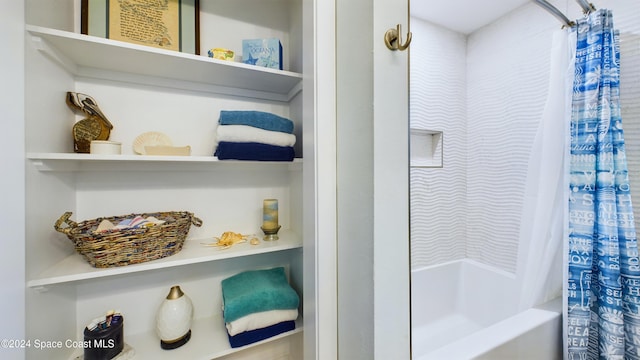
[409,19,467,267]
[464,4,560,273]
[410,0,640,273]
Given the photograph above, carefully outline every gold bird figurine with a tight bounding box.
[66,92,113,153]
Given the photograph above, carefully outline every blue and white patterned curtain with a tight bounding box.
[566,9,640,359]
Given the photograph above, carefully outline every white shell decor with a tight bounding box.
[133,131,173,155]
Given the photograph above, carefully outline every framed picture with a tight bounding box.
[81,0,200,55]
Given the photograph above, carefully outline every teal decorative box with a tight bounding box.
[242,38,283,70]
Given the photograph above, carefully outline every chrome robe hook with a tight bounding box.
[384,24,412,51]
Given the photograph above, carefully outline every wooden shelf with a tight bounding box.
[27,153,302,172]
[26,25,303,102]
[71,315,302,360]
[28,230,302,288]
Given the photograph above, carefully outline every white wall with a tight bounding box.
[0,1,26,359]
[337,0,374,358]
[411,0,640,274]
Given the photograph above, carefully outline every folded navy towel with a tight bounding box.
[214,141,295,162]
[227,320,296,348]
[221,267,300,323]
[219,111,294,134]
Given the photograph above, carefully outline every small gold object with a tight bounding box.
[208,48,234,61]
[203,231,249,249]
[250,237,260,245]
[166,285,185,300]
[384,24,412,51]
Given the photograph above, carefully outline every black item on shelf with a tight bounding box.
[83,319,124,360]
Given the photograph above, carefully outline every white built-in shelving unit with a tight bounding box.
[24,1,312,359]
[27,231,302,289]
[26,25,303,102]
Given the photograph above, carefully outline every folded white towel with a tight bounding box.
[216,125,296,147]
[225,308,299,336]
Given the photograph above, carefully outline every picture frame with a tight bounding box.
[81,0,200,55]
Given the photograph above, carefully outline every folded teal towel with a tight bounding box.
[221,267,299,323]
[219,111,294,134]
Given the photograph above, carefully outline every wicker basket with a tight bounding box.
[54,211,203,268]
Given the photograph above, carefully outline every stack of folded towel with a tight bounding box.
[221,267,300,348]
[214,110,296,161]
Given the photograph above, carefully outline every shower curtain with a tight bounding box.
[516,28,575,311]
[566,9,640,359]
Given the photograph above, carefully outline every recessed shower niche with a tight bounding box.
[410,128,443,168]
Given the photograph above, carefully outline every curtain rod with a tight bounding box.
[575,0,596,14]
[532,0,575,28]
[532,0,598,28]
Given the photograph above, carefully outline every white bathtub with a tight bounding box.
[411,259,562,359]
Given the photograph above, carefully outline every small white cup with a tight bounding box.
[90,140,122,155]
